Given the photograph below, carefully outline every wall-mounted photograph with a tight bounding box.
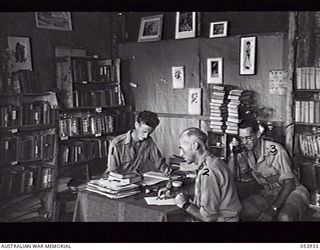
[35,12,72,31]
[240,36,256,75]
[175,12,196,39]
[207,58,223,84]
[209,21,228,38]
[172,66,185,89]
[7,36,33,72]
[138,14,164,42]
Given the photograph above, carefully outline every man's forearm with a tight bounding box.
[184,204,217,222]
[272,179,295,209]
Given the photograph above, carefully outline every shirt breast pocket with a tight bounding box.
[121,151,135,164]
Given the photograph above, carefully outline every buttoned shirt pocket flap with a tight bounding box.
[121,147,135,163]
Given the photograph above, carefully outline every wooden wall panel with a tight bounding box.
[152,117,199,160]
[119,39,200,114]
[200,33,288,122]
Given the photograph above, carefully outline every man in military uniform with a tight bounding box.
[159,127,241,222]
[103,110,172,175]
[228,119,309,221]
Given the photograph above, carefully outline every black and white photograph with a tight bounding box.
[138,14,163,42]
[175,12,196,39]
[35,12,72,31]
[209,21,228,38]
[240,36,257,75]
[207,57,223,83]
[1,10,320,244]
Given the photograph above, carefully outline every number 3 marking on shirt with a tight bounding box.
[270,145,278,154]
[202,168,209,176]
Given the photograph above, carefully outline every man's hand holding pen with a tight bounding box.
[157,181,173,200]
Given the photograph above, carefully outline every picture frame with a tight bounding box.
[175,12,196,39]
[35,12,72,31]
[138,14,163,42]
[209,21,228,38]
[207,58,223,84]
[7,36,33,72]
[240,36,257,75]
[172,66,185,89]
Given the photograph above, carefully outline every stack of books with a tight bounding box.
[107,171,143,184]
[225,90,254,134]
[86,175,140,199]
[209,85,228,133]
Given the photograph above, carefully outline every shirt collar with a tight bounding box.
[123,130,132,145]
[196,150,210,170]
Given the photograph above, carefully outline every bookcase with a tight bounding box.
[0,92,58,222]
[55,56,133,220]
[293,66,320,205]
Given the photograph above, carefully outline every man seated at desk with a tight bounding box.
[228,119,309,221]
[159,127,241,222]
[102,110,172,176]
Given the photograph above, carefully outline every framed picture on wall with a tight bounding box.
[7,36,33,72]
[172,66,185,89]
[175,12,196,39]
[207,58,223,84]
[209,21,228,38]
[138,14,164,42]
[240,36,257,75]
[35,12,72,31]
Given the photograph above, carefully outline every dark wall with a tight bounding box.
[0,12,113,92]
[121,12,289,43]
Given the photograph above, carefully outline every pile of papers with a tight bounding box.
[141,171,180,186]
[85,178,140,199]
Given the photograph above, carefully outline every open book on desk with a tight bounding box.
[141,171,180,186]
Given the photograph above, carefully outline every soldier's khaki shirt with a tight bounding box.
[193,151,242,222]
[106,130,167,173]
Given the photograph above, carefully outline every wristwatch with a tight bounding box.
[271,205,278,213]
[182,201,191,210]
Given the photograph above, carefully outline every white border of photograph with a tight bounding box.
[138,14,164,42]
[172,66,185,89]
[35,12,72,31]
[7,36,33,72]
[207,58,223,84]
[240,36,257,75]
[175,12,196,39]
[209,21,228,38]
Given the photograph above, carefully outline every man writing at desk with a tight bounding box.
[228,119,309,221]
[102,110,172,176]
[159,127,241,222]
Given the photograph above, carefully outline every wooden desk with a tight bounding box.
[73,179,262,222]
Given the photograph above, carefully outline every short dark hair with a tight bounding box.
[137,110,160,129]
[239,119,259,133]
[180,127,208,145]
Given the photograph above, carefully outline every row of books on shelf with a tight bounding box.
[0,194,49,222]
[60,138,109,164]
[59,112,116,138]
[0,70,41,94]
[296,67,320,90]
[209,85,255,134]
[72,60,118,83]
[73,88,120,107]
[0,165,54,197]
[0,134,55,165]
[1,101,55,128]
[298,133,320,157]
[295,100,320,124]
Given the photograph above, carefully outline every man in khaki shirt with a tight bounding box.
[103,110,172,175]
[228,119,309,221]
[159,127,241,222]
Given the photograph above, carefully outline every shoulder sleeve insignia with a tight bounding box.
[268,144,278,155]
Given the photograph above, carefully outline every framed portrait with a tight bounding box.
[175,12,196,39]
[207,58,223,84]
[138,15,163,42]
[240,36,257,75]
[172,66,185,89]
[209,21,228,38]
[7,36,33,72]
[35,12,72,31]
